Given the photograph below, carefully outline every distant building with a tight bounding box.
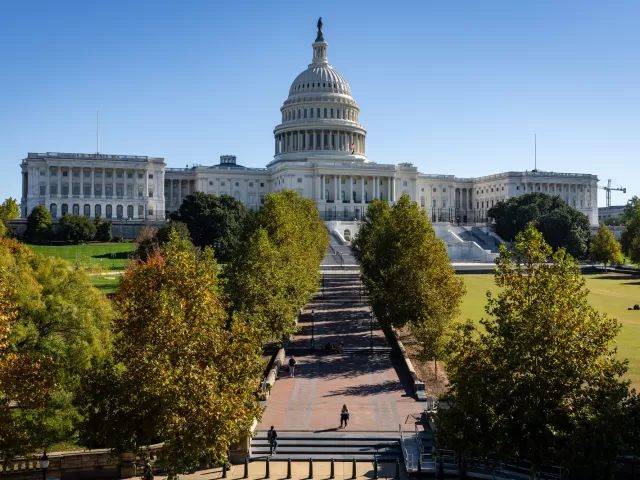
[598,205,625,223]
[20,20,599,227]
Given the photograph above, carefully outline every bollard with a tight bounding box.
[309,458,314,479]
[266,457,271,479]
[330,458,335,479]
[373,457,378,479]
[394,459,400,480]
[222,462,227,478]
[287,458,292,479]
[243,457,249,479]
[352,458,357,480]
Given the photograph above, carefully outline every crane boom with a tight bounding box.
[599,179,626,208]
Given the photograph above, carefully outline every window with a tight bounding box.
[442,200,447,208]
[209,181,213,186]
[260,182,265,188]
[325,178,330,184]
[138,173,143,179]
[310,109,313,118]
[50,184,58,195]
[40,170,45,176]
[403,181,408,187]
[73,204,80,215]
[127,185,133,197]
[249,182,254,187]
[341,179,345,185]
[84,183,91,195]
[106,205,112,219]
[40,185,46,195]
[420,197,425,207]
[138,205,144,218]
[352,179,356,185]
[50,203,57,217]
[432,199,437,208]
[325,190,329,200]
[149,174,153,179]
[443,188,446,192]
[61,203,68,215]
[516,186,520,190]
[95,204,101,217]
[116,171,123,179]
[127,173,133,179]
[234,191,241,201]
[260,194,265,204]
[95,184,102,196]
[84,204,90,216]
[221,182,226,186]
[106,185,113,197]
[433,188,437,192]
[73,170,80,178]
[421,187,424,192]
[344,229,351,241]
[148,208,153,216]
[127,205,133,219]
[138,186,143,197]
[148,188,154,198]
[62,171,68,177]
[324,108,327,118]
[317,108,320,117]
[235,182,239,187]
[297,178,302,183]
[106,171,112,179]
[116,205,123,219]
[477,201,479,209]
[72,184,80,196]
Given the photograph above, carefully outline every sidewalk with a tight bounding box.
[152,460,408,480]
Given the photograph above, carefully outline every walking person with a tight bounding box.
[340,404,350,428]
[288,355,297,378]
[268,426,278,455]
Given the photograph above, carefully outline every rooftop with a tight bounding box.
[25,152,165,163]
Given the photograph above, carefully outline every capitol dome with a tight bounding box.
[271,18,367,166]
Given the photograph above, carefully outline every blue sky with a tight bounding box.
[1,0,638,205]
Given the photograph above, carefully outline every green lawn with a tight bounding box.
[90,274,122,294]
[456,273,640,390]
[28,242,136,270]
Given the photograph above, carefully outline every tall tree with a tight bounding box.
[488,193,591,258]
[353,195,465,377]
[620,208,640,262]
[0,238,112,459]
[26,205,52,243]
[439,225,637,478]
[58,213,97,243]
[621,195,640,224]
[78,234,262,478]
[171,192,248,263]
[590,223,623,270]
[0,198,20,222]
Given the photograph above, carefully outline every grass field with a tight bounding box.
[90,274,122,294]
[456,273,640,390]
[28,242,136,270]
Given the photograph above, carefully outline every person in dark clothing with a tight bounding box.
[268,426,278,455]
[288,356,297,377]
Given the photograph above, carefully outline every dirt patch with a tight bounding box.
[397,327,449,397]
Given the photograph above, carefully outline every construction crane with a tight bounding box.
[600,179,626,208]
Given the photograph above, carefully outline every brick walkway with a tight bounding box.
[258,274,424,433]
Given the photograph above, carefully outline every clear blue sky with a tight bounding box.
[1,0,638,205]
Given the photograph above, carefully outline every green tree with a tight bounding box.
[629,237,640,270]
[590,224,623,270]
[171,192,248,262]
[78,234,262,478]
[0,238,112,459]
[59,213,97,243]
[0,198,20,223]
[0,222,6,238]
[26,205,52,243]
[353,195,465,378]
[488,193,591,258]
[620,208,640,262]
[439,225,636,478]
[134,226,159,261]
[225,190,328,343]
[156,221,191,246]
[621,195,640,224]
[94,216,113,242]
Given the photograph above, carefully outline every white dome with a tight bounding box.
[288,66,352,97]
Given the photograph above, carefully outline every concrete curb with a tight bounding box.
[387,328,427,401]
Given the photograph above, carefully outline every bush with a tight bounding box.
[59,214,97,243]
[113,236,125,243]
[26,205,52,243]
[94,216,113,242]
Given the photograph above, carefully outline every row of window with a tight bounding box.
[40,169,154,179]
[37,184,154,197]
[48,203,152,219]
[292,80,346,92]
[282,107,357,122]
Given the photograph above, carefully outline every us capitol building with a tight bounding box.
[20,19,599,235]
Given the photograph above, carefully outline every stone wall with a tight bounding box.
[7,219,166,240]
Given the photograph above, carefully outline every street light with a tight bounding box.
[369,307,373,350]
[40,451,49,480]
[311,309,315,350]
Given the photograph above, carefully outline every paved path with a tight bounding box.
[258,274,424,433]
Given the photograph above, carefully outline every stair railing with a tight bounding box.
[398,425,416,472]
[414,424,436,473]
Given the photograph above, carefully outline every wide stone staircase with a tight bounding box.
[251,432,402,462]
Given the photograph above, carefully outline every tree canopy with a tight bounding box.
[621,196,640,224]
[488,193,591,258]
[0,198,20,223]
[0,238,112,459]
[135,222,192,261]
[59,214,97,243]
[620,208,640,266]
[26,205,52,243]
[171,192,248,263]
[225,190,328,343]
[352,195,465,376]
[439,225,638,478]
[78,234,262,478]
[590,224,622,270]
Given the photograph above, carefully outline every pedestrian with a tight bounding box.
[268,425,278,455]
[288,355,297,378]
[340,404,350,428]
[142,459,154,480]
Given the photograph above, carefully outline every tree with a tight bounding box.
[134,226,159,261]
[0,238,112,459]
[59,214,97,243]
[353,195,465,378]
[590,224,623,270]
[0,221,6,238]
[78,234,263,478]
[156,221,191,246]
[488,193,591,258]
[620,208,640,262]
[439,225,637,478]
[26,205,52,243]
[94,216,113,242]
[0,198,20,223]
[171,192,248,263]
[225,190,328,343]
[630,236,640,270]
[621,195,640,224]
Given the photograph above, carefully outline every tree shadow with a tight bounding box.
[92,251,131,260]
[323,380,404,397]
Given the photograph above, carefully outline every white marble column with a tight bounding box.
[335,175,340,202]
[349,176,354,203]
[360,176,365,203]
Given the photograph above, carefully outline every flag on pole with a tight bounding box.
[350,142,355,154]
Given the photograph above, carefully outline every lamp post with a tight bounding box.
[311,309,315,350]
[369,307,373,350]
[40,451,49,480]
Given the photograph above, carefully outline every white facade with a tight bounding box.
[20,20,599,226]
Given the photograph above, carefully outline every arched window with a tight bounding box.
[138,205,144,218]
[50,203,57,218]
[234,191,241,201]
[324,108,327,118]
[125,205,132,219]
[95,204,101,217]
[342,109,346,119]
[84,204,90,216]
[297,109,301,119]
[344,229,351,241]
[61,203,68,215]
[317,108,320,117]
[304,109,307,118]
[331,108,334,118]
[116,205,123,219]
[106,205,112,219]
[310,108,313,118]
[420,196,425,207]
[72,204,79,215]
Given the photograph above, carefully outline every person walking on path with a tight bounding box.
[340,404,350,428]
[268,426,278,455]
[288,355,297,378]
